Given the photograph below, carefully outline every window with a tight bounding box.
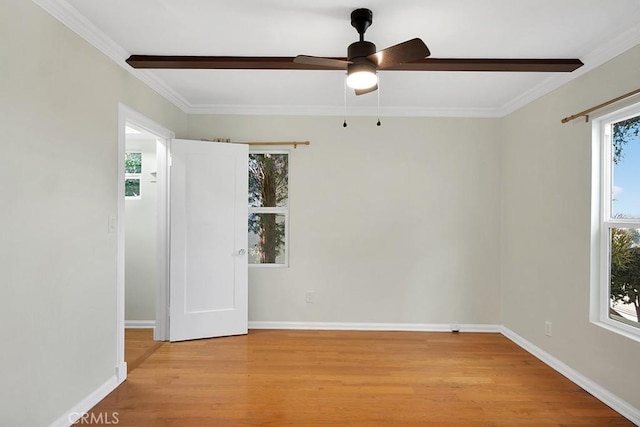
[592,103,640,341]
[248,151,289,266]
[125,152,142,198]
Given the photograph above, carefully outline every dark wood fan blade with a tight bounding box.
[368,38,430,69]
[126,55,583,72]
[293,55,350,69]
[384,58,584,72]
[355,84,378,96]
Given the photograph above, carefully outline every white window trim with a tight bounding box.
[248,149,290,268]
[591,102,640,343]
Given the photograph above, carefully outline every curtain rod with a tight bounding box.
[561,88,640,124]
[202,139,310,148]
[243,141,310,148]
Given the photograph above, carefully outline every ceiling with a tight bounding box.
[39,0,640,117]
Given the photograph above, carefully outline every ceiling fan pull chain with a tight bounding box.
[377,78,381,126]
[343,73,348,127]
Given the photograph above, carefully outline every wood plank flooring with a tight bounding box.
[90,330,633,426]
[124,328,164,373]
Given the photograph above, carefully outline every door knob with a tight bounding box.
[238,249,246,256]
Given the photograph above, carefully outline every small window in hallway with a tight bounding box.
[125,152,142,198]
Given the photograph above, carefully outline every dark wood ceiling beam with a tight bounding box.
[126,55,584,72]
[385,58,584,72]
[125,55,345,70]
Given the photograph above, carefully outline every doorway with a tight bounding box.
[124,125,158,329]
[123,124,159,369]
[116,104,173,381]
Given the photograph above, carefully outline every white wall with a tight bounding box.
[188,115,503,325]
[0,1,186,425]
[502,44,640,410]
[125,137,157,322]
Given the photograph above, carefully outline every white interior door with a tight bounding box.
[169,139,248,342]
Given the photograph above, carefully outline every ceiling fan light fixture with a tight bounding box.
[346,63,378,90]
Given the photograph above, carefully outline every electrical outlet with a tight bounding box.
[305,291,314,304]
[545,321,552,337]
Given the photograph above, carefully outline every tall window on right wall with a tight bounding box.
[593,102,640,341]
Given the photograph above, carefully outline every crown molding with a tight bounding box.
[33,0,640,119]
[187,104,501,118]
[32,0,191,113]
[134,70,191,112]
[33,0,128,61]
[497,21,640,117]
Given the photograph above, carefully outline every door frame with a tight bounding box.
[117,104,174,379]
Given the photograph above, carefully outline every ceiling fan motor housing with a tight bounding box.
[347,41,377,78]
[348,41,376,61]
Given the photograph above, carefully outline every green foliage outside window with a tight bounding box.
[125,178,140,197]
[248,153,288,264]
[610,227,640,324]
[125,152,142,174]
[612,116,640,164]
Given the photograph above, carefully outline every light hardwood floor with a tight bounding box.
[91,330,632,426]
[124,328,164,373]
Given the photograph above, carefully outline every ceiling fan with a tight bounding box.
[293,8,431,95]
[126,8,584,95]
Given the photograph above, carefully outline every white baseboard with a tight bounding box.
[248,321,502,333]
[125,320,155,329]
[115,362,127,383]
[501,326,640,425]
[49,373,123,427]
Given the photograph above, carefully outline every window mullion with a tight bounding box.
[604,220,640,228]
[249,207,287,214]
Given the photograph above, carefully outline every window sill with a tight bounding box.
[249,264,288,269]
[590,318,640,344]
